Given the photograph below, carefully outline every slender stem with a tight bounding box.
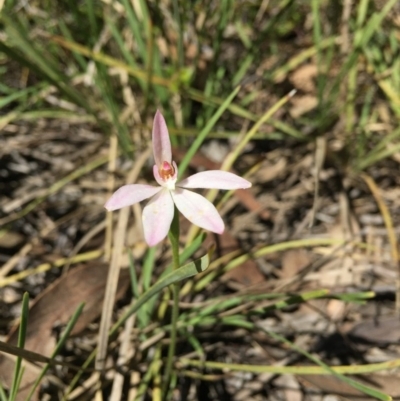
[163,207,180,395]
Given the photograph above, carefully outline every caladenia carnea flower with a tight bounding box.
[105,110,252,246]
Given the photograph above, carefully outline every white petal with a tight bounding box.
[142,188,174,246]
[152,110,172,168]
[178,170,251,190]
[171,188,224,234]
[105,184,161,211]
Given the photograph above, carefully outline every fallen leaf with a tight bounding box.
[289,64,318,92]
[217,230,265,286]
[299,373,400,400]
[0,262,130,400]
[289,95,318,118]
[349,316,400,345]
[280,249,311,279]
[0,230,25,248]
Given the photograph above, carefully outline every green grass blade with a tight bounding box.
[0,83,45,108]
[232,54,254,86]
[178,85,241,178]
[311,0,324,101]
[128,251,140,299]
[181,356,400,378]
[160,232,207,280]
[120,0,147,63]
[359,142,400,170]
[263,328,392,401]
[1,15,93,114]
[333,291,375,303]
[142,247,157,291]
[85,0,98,41]
[137,247,157,328]
[9,292,29,401]
[106,17,143,85]
[356,0,398,49]
[0,382,7,401]
[63,246,212,396]
[58,20,88,70]
[24,303,85,401]
[111,247,213,335]
[95,63,132,153]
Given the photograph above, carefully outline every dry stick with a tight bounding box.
[95,205,130,401]
[309,136,326,228]
[65,221,107,271]
[95,147,152,371]
[0,250,102,288]
[362,173,400,315]
[0,340,99,372]
[340,0,353,54]
[67,372,101,400]
[105,135,119,261]
[110,314,136,401]
[0,243,32,278]
[94,372,103,401]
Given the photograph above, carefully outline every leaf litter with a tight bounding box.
[1,1,400,400]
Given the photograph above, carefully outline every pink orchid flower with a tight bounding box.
[105,110,251,246]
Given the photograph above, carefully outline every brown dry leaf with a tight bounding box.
[349,316,400,345]
[254,157,287,183]
[299,373,400,400]
[234,188,270,220]
[280,249,311,279]
[289,95,318,118]
[218,230,265,286]
[289,64,318,92]
[0,231,25,248]
[201,227,265,287]
[0,262,130,400]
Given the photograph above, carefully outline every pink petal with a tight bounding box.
[142,188,174,246]
[152,110,172,168]
[178,170,251,190]
[105,184,161,211]
[171,188,224,234]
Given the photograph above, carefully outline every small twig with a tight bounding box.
[96,147,151,371]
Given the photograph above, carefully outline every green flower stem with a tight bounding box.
[163,206,180,395]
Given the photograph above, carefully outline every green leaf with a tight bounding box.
[111,247,213,335]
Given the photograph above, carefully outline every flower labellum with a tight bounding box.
[105,110,252,246]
